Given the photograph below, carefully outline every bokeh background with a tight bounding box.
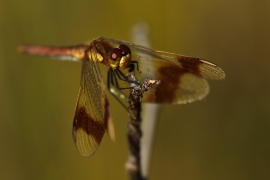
[1,0,270,179]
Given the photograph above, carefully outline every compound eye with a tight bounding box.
[109,48,122,61]
[118,44,131,56]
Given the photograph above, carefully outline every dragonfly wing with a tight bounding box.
[73,59,114,157]
[105,38,225,104]
[141,59,210,104]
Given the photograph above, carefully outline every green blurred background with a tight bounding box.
[1,0,270,179]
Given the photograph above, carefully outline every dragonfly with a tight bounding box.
[19,37,225,157]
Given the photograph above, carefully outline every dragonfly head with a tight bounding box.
[108,44,132,70]
[118,44,132,70]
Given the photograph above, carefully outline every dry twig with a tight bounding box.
[125,71,160,180]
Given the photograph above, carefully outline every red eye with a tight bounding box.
[119,44,131,56]
[109,48,122,60]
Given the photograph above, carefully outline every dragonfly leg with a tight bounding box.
[130,60,141,73]
[107,71,129,111]
[114,69,139,85]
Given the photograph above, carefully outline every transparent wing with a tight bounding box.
[105,38,225,104]
[72,58,114,157]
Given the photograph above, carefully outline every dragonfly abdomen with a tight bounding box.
[18,44,89,61]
